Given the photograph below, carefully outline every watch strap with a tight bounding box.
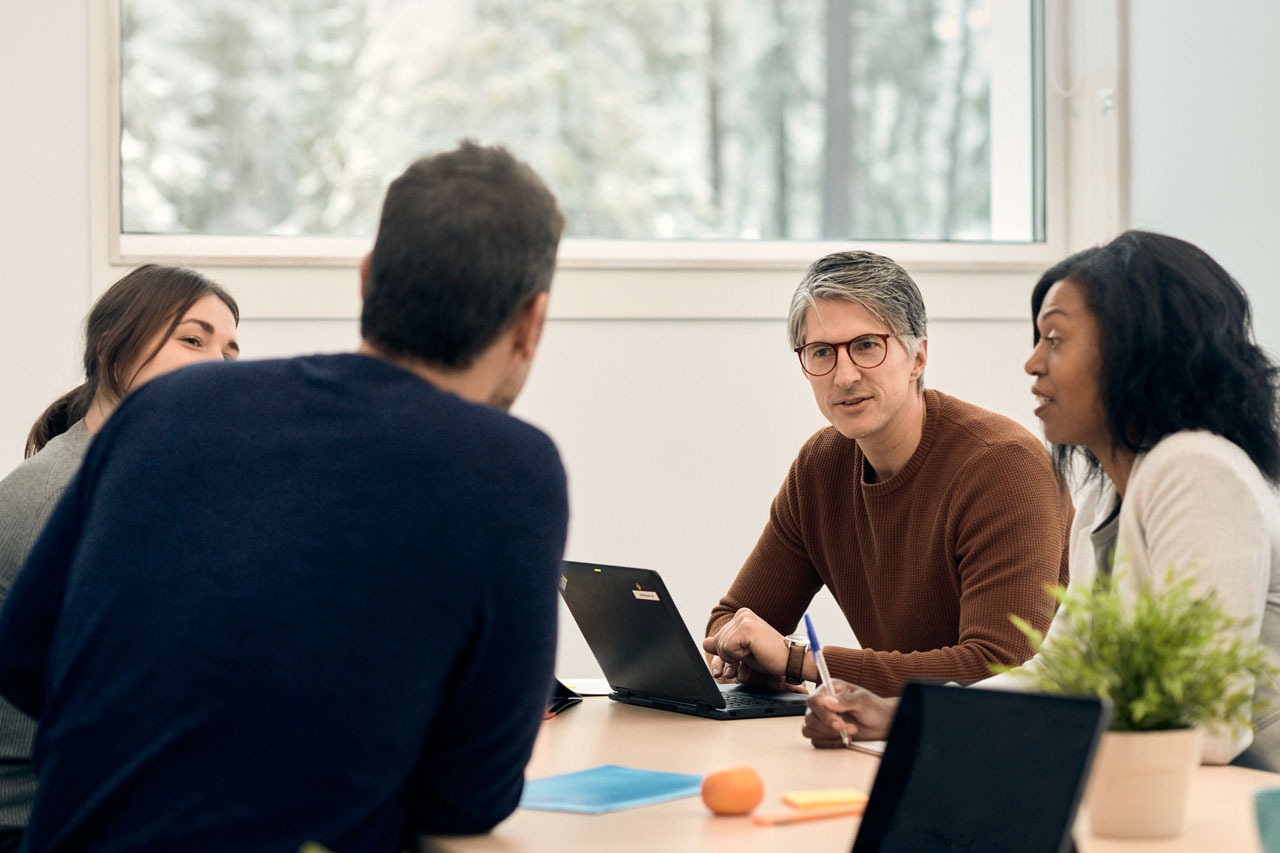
[785,637,807,685]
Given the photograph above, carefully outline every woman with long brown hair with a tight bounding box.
[0,264,238,849]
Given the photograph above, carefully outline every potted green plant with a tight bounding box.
[1002,573,1276,839]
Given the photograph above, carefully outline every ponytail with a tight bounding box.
[25,382,93,458]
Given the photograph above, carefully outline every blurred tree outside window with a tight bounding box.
[117,0,1041,250]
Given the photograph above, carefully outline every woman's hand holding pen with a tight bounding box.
[802,678,897,748]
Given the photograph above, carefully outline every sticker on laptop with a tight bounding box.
[632,584,660,601]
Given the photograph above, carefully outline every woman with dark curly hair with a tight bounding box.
[1029,229,1280,487]
[804,230,1280,771]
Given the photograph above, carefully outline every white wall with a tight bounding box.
[0,5,90,460]
[1127,0,1280,354]
[2,2,1278,678]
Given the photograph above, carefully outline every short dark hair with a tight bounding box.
[361,141,565,369]
[26,264,238,457]
[1031,229,1280,483]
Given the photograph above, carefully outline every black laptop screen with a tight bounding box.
[852,683,1109,853]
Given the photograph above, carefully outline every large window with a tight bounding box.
[114,0,1045,265]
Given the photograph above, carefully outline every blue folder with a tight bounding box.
[520,764,704,814]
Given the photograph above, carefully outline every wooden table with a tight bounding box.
[421,697,1280,852]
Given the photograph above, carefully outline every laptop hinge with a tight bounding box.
[612,688,708,715]
[650,697,704,714]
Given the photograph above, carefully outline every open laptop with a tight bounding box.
[559,561,809,719]
[851,682,1110,853]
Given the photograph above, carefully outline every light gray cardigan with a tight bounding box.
[0,420,91,828]
[988,430,1280,770]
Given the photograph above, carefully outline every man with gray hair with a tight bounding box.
[703,250,1071,700]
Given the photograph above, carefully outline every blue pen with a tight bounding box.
[803,613,851,748]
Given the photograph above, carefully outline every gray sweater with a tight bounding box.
[0,420,91,829]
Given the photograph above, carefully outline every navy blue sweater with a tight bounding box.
[0,354,568,852]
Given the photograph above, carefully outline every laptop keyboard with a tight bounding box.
[723,690,791,708]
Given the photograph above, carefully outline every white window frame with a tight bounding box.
[92,0,1126,321]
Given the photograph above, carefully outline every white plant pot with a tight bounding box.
[1084,728,1203,839]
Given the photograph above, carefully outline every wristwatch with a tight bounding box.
[784,636,808,685]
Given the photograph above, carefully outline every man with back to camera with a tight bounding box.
[0,141,568,852]
[703,250,1073,699]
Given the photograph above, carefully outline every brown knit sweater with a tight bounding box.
[707,389,1072,697]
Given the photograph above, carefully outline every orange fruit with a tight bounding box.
[700,765,765,815]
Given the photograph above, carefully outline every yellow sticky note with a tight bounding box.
[781,787,869,809]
